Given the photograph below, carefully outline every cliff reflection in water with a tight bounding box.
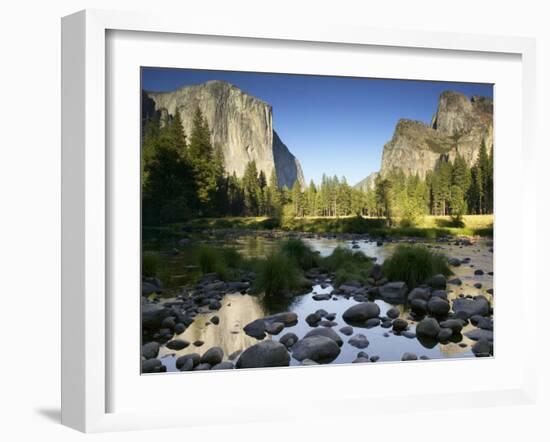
[159,293,267,361]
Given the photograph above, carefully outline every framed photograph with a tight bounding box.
[62,9,537,432]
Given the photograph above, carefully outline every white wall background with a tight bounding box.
[0,0,547,440]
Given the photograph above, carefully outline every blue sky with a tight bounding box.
[142,68,493,186]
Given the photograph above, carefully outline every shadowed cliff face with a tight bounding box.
[143,80,305,189]
[355,90,493,188]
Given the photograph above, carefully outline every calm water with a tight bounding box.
[158,236,494,370]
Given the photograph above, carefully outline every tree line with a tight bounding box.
[142,107,286,224]
[142,107,493,226]
[284,141,493,226]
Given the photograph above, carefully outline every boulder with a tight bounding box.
[165,339,190,350]
[386,307,400,319]
[410,299,428,315]
[379,282,408,304]
[312,293,332,301]
[176,353,200,370]
[437,328,453,342]
[448,258,461,267]
[194,363,211,371]
[429,274,447,290]
[211,361,234,370]
[452,296,490,319]
[365,318,381,328]
[416,317,441,338]
[427,297,450,316]
[291,336,341,362]
[236,341,291,368]
[243,318,267,339]
[465,328,494,342]
[200,347,224,366]
[439,319,464,334]
[265,322,285,335]
[401,352,418,361]
[141,341,160,360]
[392,318,409,332]
[304,328,343,346]
[339,326,354,336]
[279,332,299,349]
[472,339,493,357]
[408,287,431,303]
[348,334,370,349]
[142,304,169,331]
[306,312,321,326]
[342,302,380,323]
[141,359,165,373]
[430,290,448,301]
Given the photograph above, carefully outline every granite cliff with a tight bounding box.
[355,91,493,190]
[143,80,305,189]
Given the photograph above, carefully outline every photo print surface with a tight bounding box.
[140,68,494,373]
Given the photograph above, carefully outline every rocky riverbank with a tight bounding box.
[141,236,493,373]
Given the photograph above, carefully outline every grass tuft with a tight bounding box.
[321,247,374,286]
[279,238,320,270]
[382,244,451,289]
[251,251,303,297]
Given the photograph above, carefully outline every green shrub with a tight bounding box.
[382,244,451,289]
[251,252,302,297]
[142,253,161,277]
[194,244,242,280]
[321,247,374,286]
[279,238,320,270]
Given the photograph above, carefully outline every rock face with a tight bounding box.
[143,80,305,189]
[354,90,493,187]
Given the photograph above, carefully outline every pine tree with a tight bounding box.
[187,107,218,212]
[291,180,303,217]
[243,160,260,216]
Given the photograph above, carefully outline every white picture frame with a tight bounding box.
[61,9,537,433]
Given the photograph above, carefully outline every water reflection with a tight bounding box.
[159,236,492,370]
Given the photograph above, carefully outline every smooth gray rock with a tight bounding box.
[141,359,165,373]
[408,287,431,303]
[472,338,493,357]
[429,274,447,290]
[304,327,343,346]
[166,339,190,350]
[211,361,234,370]
[379,282,408,304]
[279,332,299,349]
[401,352,418,361]
[386,308,400,319]
[291,336,341,362]
[141,341,160,360]
[265,322,285,335]
[427,297,450,316]
[342,302,380,323]
[392,318,409,332]
[243,318,266,339]
[236,341,291,368]
[339,326,354,336]
[416,317,441,338]
[176,353,200,370]
[348,334,370,349]
[439,319,464,334]
[200,347,224,366]
[452,296,490,318]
